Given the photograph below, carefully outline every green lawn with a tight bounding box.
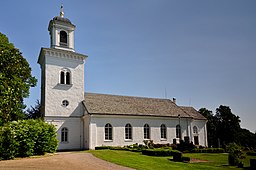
[89,150,254,170]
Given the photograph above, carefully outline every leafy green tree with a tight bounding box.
[199,108,218,147]
[215,105,241,146]
[25,100,43,119]
[0,32,37,125]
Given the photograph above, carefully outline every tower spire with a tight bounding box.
[60,5,64,18]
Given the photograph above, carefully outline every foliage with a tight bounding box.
[247,151,256,156]
[215,105,241,146]
[0,32,37,125]
[226,143,245,166]
[181,156,190,162]
[141,148,180,157]
[177,140,196,152]
[191,148,225,153]
[228,153,239,166]
[0,119,58,160]
[199,108,218,147]
[25,100,43,119]
[143,140,154,149]
[199,105,256,148]
[250,159,256,169]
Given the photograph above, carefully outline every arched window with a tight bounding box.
[176,125,181,138]
[60,69,71,85]
[61,127,68,142]
[193,126,198,134]
[66,72,70,85]
[60,30,67,47]
[60,71,65,84]
[105,123,112,140]
[144,124,150,139]
[160,124,167,139]
[125,124,132,140]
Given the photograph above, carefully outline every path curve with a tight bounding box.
[0,152,134,170]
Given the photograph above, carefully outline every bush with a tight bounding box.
[173,151,182,162]
[250,159,256,169]
[177,141,195,152]
[228,153,239,166]
[95,146,110,150]
[142,148,181,157]
[247,151,256,156]
[226,143,245,166]
[182,156,190,162]
[0,119,58,160]
[191,148,224,153]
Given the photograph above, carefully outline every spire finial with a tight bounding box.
[60,5,64,18]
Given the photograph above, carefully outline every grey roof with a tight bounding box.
[180,106,207,120]
[48,16,76,31]
[53,16,72,24]
[83,93,206,120]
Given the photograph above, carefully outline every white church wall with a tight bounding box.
[45,117,84,150]
[88,115,206,149]
[191,120,208,147]
[44,55,84,117]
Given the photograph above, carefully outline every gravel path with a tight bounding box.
[0,152,134,170]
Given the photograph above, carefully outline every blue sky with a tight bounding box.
[0,0,255,132]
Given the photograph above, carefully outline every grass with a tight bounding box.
[89,150,255,170]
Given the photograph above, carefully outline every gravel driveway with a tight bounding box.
[0,152,134,170]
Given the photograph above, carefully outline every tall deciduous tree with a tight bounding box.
[199,108,218,147]
[0,32,37,125]
[215,105,241,146]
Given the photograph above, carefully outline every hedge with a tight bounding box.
[191,148,225,153]
[0,119,58,160]
[247,151,256,156]
[142,148,181,157]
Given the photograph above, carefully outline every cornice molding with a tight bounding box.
[38,48,88,65]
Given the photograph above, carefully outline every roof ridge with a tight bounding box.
[85,92,173,101]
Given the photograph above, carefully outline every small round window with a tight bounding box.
[62,100,69,107]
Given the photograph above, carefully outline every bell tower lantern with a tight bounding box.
[48,5,75,52]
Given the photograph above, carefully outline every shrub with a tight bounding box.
[247,151,256,156]
[142,148,181,157]
[226,143,245,166]
[177,141,195,152]
[250,159,256,169]
[173,151,182,162]
[0,119,58,160]
[228,153,239,166]
[191,148,224,153]
[95,146,110,150]
[182,156,190,162]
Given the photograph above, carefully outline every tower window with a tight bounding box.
[60,71,65,84]
[62,100,69,107]
[60,31,67,47]
[60,69,71,85]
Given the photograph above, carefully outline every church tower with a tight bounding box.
[38,6,87,150]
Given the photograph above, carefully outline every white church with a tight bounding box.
[38,7,208,150]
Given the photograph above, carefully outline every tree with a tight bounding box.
[0,32,37,125]
[215,105,241,146]
[199,108,218,147]
[25,100,43,119]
